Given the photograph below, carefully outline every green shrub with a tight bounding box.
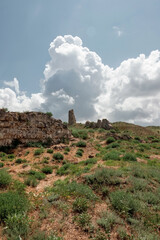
[76,149,83,157]
[85,168,121,190]
[106,142,120,149]
[42,166,53,174]
[72,129,88,140]
[46,112,53,117]
[84,158,97,165]
[34,148,44,156]
[53,152,64,160]
[0,191,29,220]
[53,180,98,201]
[110,190,139,216]
[0,152,6,158]
[75,212,91,230]
[0,162,4,168]
[0,169,12,188]
[28,170,46,180]
[117,226,129,240]
[15,158,27,164]
[24,176,38,187]
[8,154,15,159]
[47,149,53,154]
[97,211,121,233]
[5,212,30,238]
[12,180,26,193]
[76,141,86,147]
[103,151,120,161]
[64,146,70,152]
[123,152,137,162]
[56,163,71,176]
[73,197,88,213]
[106,137,115,144]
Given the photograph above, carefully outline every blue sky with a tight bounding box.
[0,0,160,125]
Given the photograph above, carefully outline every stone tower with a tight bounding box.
[68,109,76,125]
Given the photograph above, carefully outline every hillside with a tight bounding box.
[0,123,160,240]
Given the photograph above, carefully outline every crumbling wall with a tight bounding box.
[0,109,71,146]
[85,119,112,130]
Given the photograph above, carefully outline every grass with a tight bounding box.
[0,191,29,221]
[53,152,64,161]
[110,190,140,216]
[34,148,44,156]
[85,167,121,190]
[97,211,122,233]
[41,166,53,174]
[0,122,159,239]
[0,169,12,188]
[51,180,98,201]
[76,141,86,147]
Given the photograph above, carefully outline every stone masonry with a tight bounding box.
[0,109,71,147]
[68,109,76,125]
[85,119,112,130]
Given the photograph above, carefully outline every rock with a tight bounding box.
[68,109,76,125]
[85,119,112,130]
[0,110,71,147]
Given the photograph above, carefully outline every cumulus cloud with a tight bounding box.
[0,35,160,126]
[4,77,20,94]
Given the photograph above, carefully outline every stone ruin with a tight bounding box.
[0,109,71,147]
[85,119,112,130]
[68,109,76,125]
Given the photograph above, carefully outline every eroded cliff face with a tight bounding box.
[0,109,71,146]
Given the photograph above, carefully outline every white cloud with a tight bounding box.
[0,35,160,126]
[4,77,20,94]
[113,26,123,37]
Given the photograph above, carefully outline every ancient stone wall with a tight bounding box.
[85,119,112,130]
[68,109,76,125]
[0,109,71,146]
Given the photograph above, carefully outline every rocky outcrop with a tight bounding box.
[0,109,71,147]
[68,109,76,125]
[85,119,112,130]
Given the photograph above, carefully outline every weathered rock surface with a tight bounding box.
[85,119,112,130]
[68,109,76,125]
[0,109,71,147]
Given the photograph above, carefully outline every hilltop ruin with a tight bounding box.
[0,109,71,147]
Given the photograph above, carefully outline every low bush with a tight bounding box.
[85,168,121,190]
[24,176,38,187]
[0,191,29,220]
[123,152,137,162]
[42,166,53,174]
[106,137,115,144]
[8,154,15,159]
[28,170,46,180]
[103,151,120,161]
[76,149,83,157]
[76,141,86,147]
[34,148,44,156]
[64,146,70,152]
[75,212,91,230]
[0,169,12,188]
[97,211,121,233]
[84,158,97,165]
[5,212,30,239]
[0,162,4,168]
[72,129,88,140]
[15,158,27,164]
[47,149,53,154]
[53,152,64,161]
[110,190,139,216]
[106,142,120,149]
[73,197,88,213]
[53,180,98,201]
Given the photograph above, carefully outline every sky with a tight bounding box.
[0,0,160,126]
